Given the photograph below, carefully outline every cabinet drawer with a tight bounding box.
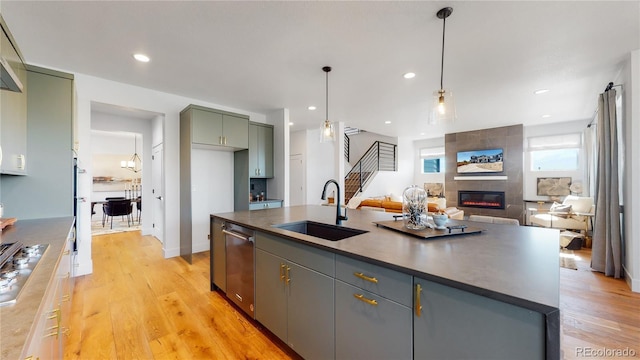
[336,254,412,306]
[335,280,412,360]
[249,201,282,211]
[255,231,334,277]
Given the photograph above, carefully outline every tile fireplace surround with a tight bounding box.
[445,125,524,222]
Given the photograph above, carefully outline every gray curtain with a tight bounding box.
[591,89,622,278]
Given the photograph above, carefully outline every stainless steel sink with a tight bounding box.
[273,220,368,241]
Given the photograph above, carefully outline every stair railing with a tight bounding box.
[344,141,397,203]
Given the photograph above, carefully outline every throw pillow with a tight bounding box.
[550,202,572,218]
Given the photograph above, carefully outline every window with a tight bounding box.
[420,147,445,174]
[528,133,581,171]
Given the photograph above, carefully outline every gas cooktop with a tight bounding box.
[0,242,49,306]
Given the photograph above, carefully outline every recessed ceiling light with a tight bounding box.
[420,132,425,136]
[308,106,316,111]
[133,53,150,63]
[385,121,392,124]
[289,122,294,126]
[534,89,549,95]
[542,114,551,118]
[403,72,416,79]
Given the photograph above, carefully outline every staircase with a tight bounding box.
[344,141,397,204]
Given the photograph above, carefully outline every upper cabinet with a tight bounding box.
[248,122,273,178]
[0,15,28,175]
[185,105,249,150]
[179,104,249,263]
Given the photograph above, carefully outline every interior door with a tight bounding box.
[152,144,164,244]
[289,154,304,206]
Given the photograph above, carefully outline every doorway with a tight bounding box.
[290,154,305,205]
[89,102,164,244]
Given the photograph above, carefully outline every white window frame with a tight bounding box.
[420,147,445,174]
[527,133,582,172]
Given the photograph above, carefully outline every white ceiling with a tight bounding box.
[2,1,639,138]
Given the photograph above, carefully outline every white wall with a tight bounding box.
[625,49,640,291]
[304,128,336,205]
[191,149,234,253]
[267,109,289,206]
[74,72,266,276]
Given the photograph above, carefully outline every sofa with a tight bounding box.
[347,196,464,220]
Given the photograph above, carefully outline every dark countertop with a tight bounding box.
[0,217,74,360]
[211,205,560,314]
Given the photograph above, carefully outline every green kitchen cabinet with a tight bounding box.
[334,254,413,360]
[413,277,546,360]
[210,217,226,292]
[180,104,248,263]
[187,105,248,149]
[248,200,282,211]
[255,232,335,360]
[1,66,73,219]
[0,17,28,175]
[248,122,273,178]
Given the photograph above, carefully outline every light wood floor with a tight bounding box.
[64,231,294,359]
[560,248,640,359]
[65,232,640,359]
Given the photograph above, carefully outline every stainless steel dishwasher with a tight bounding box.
[223,222,255,318]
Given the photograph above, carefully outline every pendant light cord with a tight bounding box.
[440,16,446,90]
[326,69,329,122]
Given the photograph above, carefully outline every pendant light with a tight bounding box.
[121,134,142,173]
[430,7,456,124]
[320,66,335,142]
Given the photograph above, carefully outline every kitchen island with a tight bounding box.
[0,217,75,360]
[211,205,560,360]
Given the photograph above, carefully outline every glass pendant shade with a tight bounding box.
[320,120,335,143]
[429,89,456,124]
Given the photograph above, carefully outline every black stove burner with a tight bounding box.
[0,242,24,269]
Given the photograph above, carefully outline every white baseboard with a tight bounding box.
[163,246,180,259]
[193,241,210,253]
[162,243,209,259]
[623,265,640,293]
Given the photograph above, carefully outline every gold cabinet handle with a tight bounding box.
[63,250,70,255]
[279,263,286,282]
[286,266,291,285]
[353,293,378,306]
[353,272,378,284]
[415,283,423,317]
[62,294,71,302]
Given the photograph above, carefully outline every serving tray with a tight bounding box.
[374,220,483,240]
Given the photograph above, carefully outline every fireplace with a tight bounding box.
[458,190,505,209]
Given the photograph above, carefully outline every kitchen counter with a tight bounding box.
[212,205,560,338]
[0,217,75,360]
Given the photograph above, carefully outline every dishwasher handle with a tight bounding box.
[223,229,255,243]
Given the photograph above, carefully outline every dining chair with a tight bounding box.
[102,199,133,229]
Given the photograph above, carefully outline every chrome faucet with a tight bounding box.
[321,179,348,225]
